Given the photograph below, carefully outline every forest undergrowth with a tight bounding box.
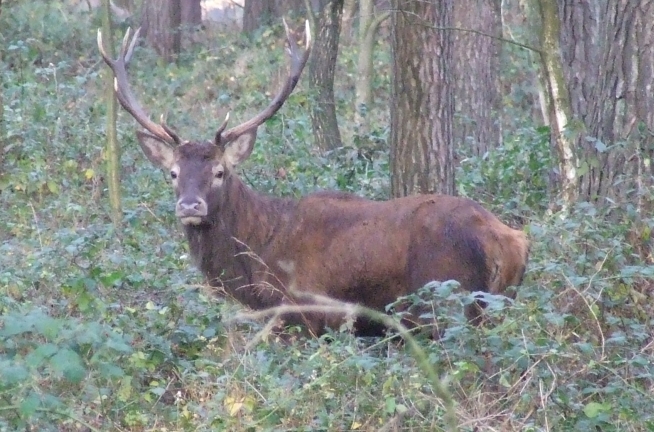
[1,3,654,431]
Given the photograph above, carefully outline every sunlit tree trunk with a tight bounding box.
[537,0,577,208]
[140,0,182,63]
[102,0,122,227]
[390,0,455,197]
[558,0,654,211]
[308,0,344,152]
[453,0,501,156]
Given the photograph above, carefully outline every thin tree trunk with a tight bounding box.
[102,0,122,227]
[537,0,576,208]
[342,0,358,40]
[354,0,388,136]
[390,0,455,197]
[308,0,344,152]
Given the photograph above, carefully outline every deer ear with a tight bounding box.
[136,131,175,170]
[223,129,257,166]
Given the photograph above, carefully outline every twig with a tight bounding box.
[230,299,459,432]
[29,201,43,251]
[391,8,541,54]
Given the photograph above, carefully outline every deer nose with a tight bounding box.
[175,198,208,218]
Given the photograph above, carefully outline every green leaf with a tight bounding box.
[46,180,59,194]
[99,271,124,287]
[105,336,133,353]
[150,387,166,397]
[25,343,59,368]
[1,363,29,384]
[50,348,86,383]
[0,317,33,336]
[584,401,610,418]
[385,397,396,415]
[32,313,61,339]
[395,404,408,414]
[117,376,133,402]
[19,393,40,418]
[97,362,125,379]
[76,291,93,312]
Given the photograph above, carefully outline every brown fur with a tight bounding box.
[162,141,530,336]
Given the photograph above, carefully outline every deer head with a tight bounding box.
[97,21,311,225]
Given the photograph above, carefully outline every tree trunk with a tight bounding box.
[342,0,358,40]
[452,0,502,156]
[140,0,182,63]
[181,0,202,28]
[308,0,344,152]
[558,0,654,211]
[243,0,274,33]
[390,0,455,198]
[537,0,577,208]
[102,0,122,227]
[354,0,388,137]
[243,0,306,33]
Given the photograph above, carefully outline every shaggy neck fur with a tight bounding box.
[183,173,296,307]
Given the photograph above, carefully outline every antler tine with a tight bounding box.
[214,112,231,145]
[122,27,141,64]
[219,20,312,144]
[97,27,180,146]
[160,114,182,145]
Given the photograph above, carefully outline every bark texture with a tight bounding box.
[558,1,654,208]
[309,0,344,152]
[140,0,182,63]
[181,0,202,27]
[538,0,577,207]
[390,0,455,197]
[453,0,502,156]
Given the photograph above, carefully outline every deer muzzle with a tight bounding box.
[175,198,208,225]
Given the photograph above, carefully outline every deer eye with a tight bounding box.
[170,171,178,179]
[215,170,224,179]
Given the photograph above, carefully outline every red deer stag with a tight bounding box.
[97,22,529,337]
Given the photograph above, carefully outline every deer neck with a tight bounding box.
[183,174,296,292]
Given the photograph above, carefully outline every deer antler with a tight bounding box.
[97,27,181,146]
[216,19,312,145]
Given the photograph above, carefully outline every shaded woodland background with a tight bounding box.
[1,0,654,431]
